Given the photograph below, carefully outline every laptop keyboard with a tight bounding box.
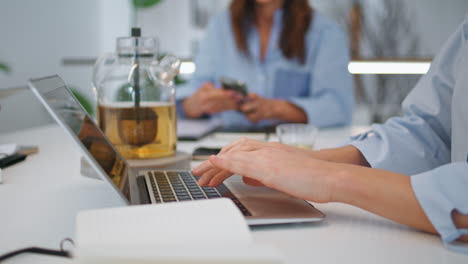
[146,171,251,216]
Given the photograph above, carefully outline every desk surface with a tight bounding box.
[0,125,466,264]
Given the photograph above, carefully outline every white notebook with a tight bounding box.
[177,119,222,140]
[73,198,283,264]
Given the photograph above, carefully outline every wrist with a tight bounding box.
[269,99,281,119]
[452,210,468,242]
[329,164,352,203]
[314,146,371,166]
[330,164,368,205]
[452,210,468,228]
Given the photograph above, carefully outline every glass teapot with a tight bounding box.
[93,28,180,159]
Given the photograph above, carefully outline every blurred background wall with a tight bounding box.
[0,0,130,132]
[1,0,468,133]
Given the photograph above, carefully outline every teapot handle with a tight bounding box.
[92,53,117,90]
[150,54,181,86]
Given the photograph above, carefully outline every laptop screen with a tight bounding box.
[29,76,130,201]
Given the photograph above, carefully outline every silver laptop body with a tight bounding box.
[28,75,325,225]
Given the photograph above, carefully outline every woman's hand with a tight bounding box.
[195,138,316,186]
[182,82,240,118]
[240,93,307,123]
[193,138,369,190]
[193,138,451,238]
[240,94,276,123]
[193,138,338,203]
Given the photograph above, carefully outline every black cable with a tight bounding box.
[0,238,74,262]
[0,247,70,262]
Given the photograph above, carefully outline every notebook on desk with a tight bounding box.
[177,118,222,141]
[28,75,325,225]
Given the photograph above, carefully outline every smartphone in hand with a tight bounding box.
[220,77,248,98]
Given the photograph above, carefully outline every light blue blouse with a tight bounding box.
[177,9,354,129]
[349,13,468,253]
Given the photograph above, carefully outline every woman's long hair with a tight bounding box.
[230,0,313,64]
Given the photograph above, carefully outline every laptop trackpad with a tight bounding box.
[223,176,324,222]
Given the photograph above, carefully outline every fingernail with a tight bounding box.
[208,180,217,188]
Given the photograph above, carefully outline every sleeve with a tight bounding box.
[175,13,224,118]
[411,163,468,253]
[288,22,354,128]
[348,17,466,175]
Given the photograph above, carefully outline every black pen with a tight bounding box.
[0,153,27,169]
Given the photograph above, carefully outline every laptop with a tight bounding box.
[28,75,325,225]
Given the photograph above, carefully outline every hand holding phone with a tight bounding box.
[220,77,248,98]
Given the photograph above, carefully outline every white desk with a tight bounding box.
[0,125,466,264]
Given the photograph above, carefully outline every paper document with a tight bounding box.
[74,199,282,263]
[212,132,268,142]
[177,119,222,140]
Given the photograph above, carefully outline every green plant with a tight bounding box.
[174,75,187,86]
[0,62,11,74]
[132,0,161,8]
[71,88,94,116]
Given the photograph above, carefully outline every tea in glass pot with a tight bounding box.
[93,28,180,159]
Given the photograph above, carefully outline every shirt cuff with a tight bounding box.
[411,163,468,253]
[346,130,386,169]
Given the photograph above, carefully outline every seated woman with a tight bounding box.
[193,12,468,252]
[178,0,353,130]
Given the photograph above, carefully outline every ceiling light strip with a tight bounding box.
[348,61,431,75]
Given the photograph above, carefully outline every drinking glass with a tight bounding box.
[276,124,319,149]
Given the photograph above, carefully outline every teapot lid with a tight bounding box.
[117,27,157,57]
